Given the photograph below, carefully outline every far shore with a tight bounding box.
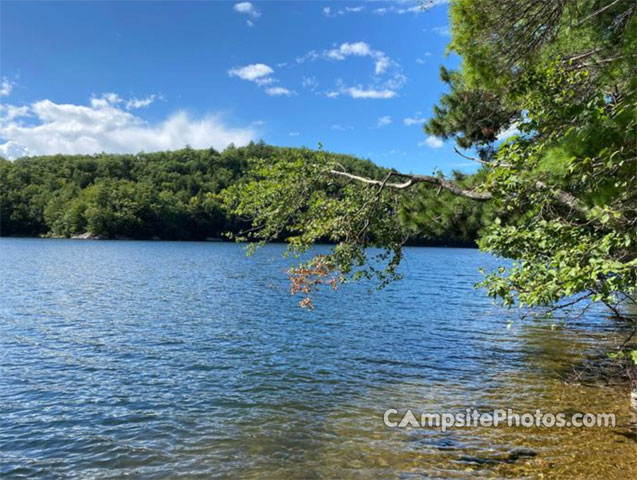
[0,234,479,249]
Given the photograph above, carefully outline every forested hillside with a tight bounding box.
[0,142,490,245]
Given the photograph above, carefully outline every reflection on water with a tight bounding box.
[0,239,634,479]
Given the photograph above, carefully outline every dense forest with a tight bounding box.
[0,142,490,245]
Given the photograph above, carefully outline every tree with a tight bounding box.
[3,145,480,245]
[223,0,637,322]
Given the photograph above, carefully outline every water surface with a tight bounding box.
[0,239,634,478]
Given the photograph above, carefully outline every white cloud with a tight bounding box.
[298,41,391,75]
[326,84,398,100]
[0,96,256,159]
[298,41,404,99]
[373,1,448,15]
[234,2,260,17]
[0,104,30,122]
[233,2,260,25]
[228,63,274,84]
[322,41,391,75]
[347,87,397,99]
[326,1,447,17]
[265,86,295,96]
[331,124,353,131]
[403,116,426,126]
[326,41,372,59]
[88,92,160,111]
[125,94,160,110]
[228,64,293,97]
[420,135,444,149]
[0,140,30,159]
[0,78,14,97]
[289,131,300,136]
[323,5,366,17]
[376,115,392,127]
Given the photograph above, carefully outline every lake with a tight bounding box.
[1,238,635,478]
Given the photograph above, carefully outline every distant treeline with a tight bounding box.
[0,143,487,245]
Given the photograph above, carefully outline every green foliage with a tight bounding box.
[1,143,260,239]
[222,0,637,314]
[221,148,409,307]
[399,169,495,244]
[0,144,486,249]
[425,66,519,154]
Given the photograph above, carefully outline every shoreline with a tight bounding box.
[0,234,480,248]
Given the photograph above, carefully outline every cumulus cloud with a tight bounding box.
[419,135,444,149]
[0,140,30,159]
[87,92,161,111]
[228,63,294,97]
[298,41,405,99]
[0,104,30,122]
[233,2,260,26]
[0,78,14,97]
[228,63,274,84]
[0,95,256,159]
[301,41,392,75]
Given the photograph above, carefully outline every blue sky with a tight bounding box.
[0,0,479,174]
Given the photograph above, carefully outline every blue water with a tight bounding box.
[0,239,625,478]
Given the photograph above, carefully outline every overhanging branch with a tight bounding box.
[329,169,492,200]
[329,169,588,214]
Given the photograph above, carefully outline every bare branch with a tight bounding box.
[534,181,586,213]
[329,169,589,214]
[329,169,493,201]
[453,147,513,167]
[580,0,623,24]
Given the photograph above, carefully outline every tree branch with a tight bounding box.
[534,181,586,213]
[329,169,589,214]
[329,169,493,200]
[453,147,513,167]
[580,0,623,24]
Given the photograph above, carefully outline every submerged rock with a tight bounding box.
[459,455,498,465]
[506,448,538,463]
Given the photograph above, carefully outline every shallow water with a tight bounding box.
[0,239,634,478]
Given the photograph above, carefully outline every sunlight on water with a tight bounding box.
[0,239,634,478]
